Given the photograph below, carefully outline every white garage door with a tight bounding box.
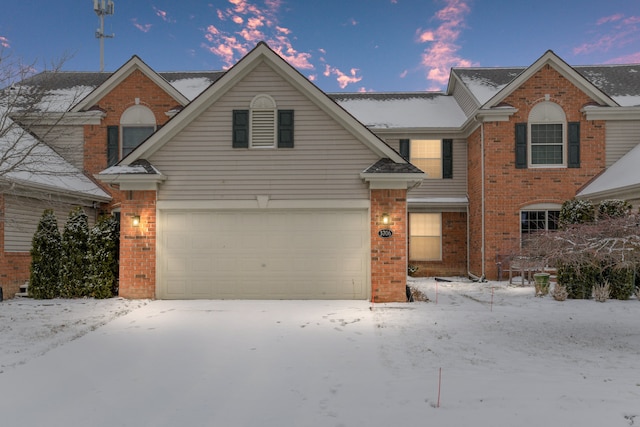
[157,210,369,299]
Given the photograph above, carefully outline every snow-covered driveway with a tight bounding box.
[1,279,639,427]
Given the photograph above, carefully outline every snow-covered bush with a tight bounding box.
[29,209,61,299]
[559,199,594,228]
[598,199,631,219]
[86,215,119,299]
[59,207,89,298]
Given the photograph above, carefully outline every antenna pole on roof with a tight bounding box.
[94,0,115,72]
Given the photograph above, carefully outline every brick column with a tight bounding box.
[119,190,156,299]
[370,189,407,302]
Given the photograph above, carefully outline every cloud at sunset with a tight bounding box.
[0,36,10,48]
[153,7,175,23]
[416,0,477,88]
[573,13,640,58]
[201,0,364,89]
[132,19,152,33]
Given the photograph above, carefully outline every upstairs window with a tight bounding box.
[515,101,580,169]
[108,105,156,166]
[233,94,294,149]
[399,139,453,179]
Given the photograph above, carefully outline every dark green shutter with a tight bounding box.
[568,122,580,168]
[515,123,527,169]
[278,110,294,148]
[399,139,410,160]
[232,110,249,148]
[107,125,119,166]
[442,139,453,179]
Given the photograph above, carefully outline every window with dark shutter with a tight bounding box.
[515,123,527,169]
[278,110,294,148]
[399,139,410,160]
[442,139,453,179]
[232,110,249,148]
[568,122,580,168]
[107,125,119,166]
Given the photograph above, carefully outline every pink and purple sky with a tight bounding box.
[1,0,639,92]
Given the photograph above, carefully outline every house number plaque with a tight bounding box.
[378,229,393,238]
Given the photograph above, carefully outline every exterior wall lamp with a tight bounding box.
[381,213,390,225]
[132,215,141,227]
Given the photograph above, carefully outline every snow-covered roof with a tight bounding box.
[330,93,468,129]
[454,64,640,107]
[577,142,640,199]
[0,118,110,200]
[13,70,224,112]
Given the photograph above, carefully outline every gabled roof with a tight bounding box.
[483,51,617,109]
[71,56,191,112]
[119,42,407,165]
[14,69,224,113]
[452,51,640,109]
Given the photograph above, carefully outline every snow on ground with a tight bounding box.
[1,278,639,427]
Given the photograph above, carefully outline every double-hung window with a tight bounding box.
[399,139,453,179]
[515,101,580,169]
[409,213,442,261]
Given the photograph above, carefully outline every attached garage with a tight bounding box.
[157,209,369,299]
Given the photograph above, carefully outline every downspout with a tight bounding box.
[468,121,486,282]
[481,121,486,279]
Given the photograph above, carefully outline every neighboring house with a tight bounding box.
[3,42,640,300]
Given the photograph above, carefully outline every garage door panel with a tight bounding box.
[158,210,369,299]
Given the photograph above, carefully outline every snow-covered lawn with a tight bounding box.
[1,277,639,427]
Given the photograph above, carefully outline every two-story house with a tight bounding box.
[2,42,639,300]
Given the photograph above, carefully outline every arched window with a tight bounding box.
[120,105,156,157]
[527,101,566,167]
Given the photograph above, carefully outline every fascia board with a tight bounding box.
[95,172,166,191]
[360,172,426,189]
[72,56,189,112]
[8,179,111,203]
[582,106,640,120]
[13,111,104,126]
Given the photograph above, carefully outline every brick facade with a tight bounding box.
[409,211,467,278]
[467,64,606,279]
[118,190,157,299]
[370,189,408,302]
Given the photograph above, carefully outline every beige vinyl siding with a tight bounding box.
[452,82,479,117]
[29,125,85,169]
[4,195,96,252]
[386,138,467,199]
[150,62,379,201]
[606,121,640,167]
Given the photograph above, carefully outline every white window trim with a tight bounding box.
[120,105,156,158]
[249,94,277,149]
[527,101,567,169]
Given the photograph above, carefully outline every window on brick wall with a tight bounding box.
[108,105,157,165]
[409,213,442,261]
[515,101,580,169]
[520,206,560,247]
